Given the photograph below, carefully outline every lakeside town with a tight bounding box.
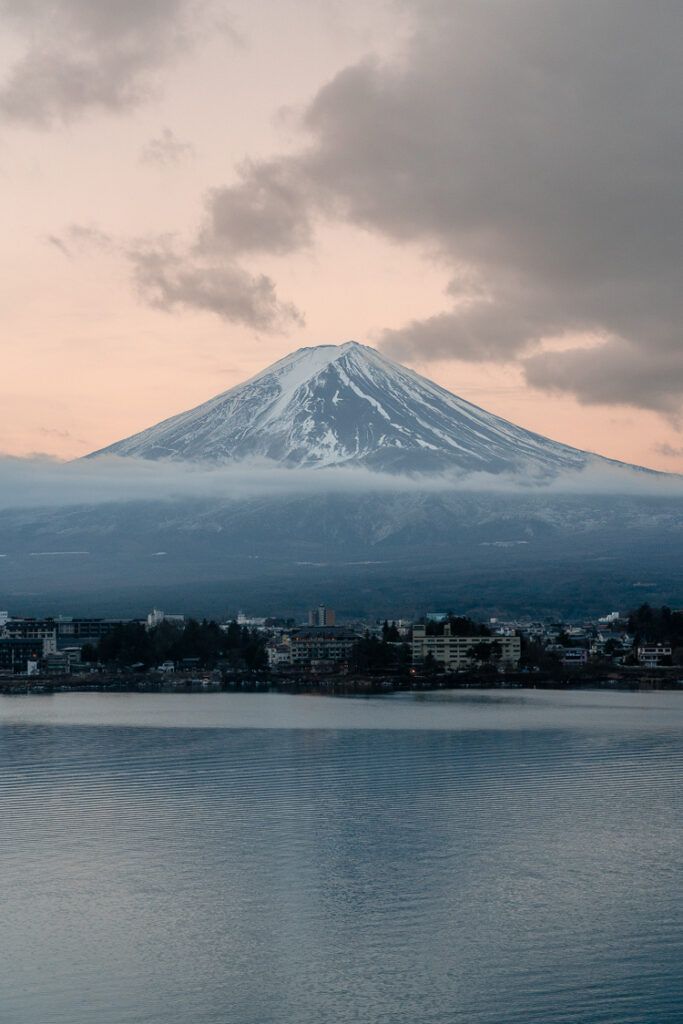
[1,602,682,695]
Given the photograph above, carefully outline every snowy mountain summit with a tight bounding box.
[92,341,592,475]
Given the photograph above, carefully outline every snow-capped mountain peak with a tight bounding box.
[90,340,592,474]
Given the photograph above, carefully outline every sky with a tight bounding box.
[1,0,682,472]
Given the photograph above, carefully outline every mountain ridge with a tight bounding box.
[90,341,603,476]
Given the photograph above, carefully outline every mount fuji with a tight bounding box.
[91,341,596,476]
[1,342,681,618]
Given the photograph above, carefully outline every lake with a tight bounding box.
[1,689,682,1024]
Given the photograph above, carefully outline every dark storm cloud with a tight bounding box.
[0,0,212,124]
[197,0,683,413]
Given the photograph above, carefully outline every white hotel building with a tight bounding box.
[412,623,521,671]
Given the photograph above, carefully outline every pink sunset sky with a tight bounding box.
[1,0,682,472]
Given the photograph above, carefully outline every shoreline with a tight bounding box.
[2,670,683,697]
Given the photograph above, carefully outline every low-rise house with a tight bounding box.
[590,632,631,661]
[560,648,589,667]
[267,644,292,668]
[637,644,672,667]
[566,626,590,641]
[43,651,73,675]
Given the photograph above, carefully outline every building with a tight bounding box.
[266,643,293,668]
[290,627,357,666]
[43,652,73,675]
[4,615,151,653]
[308,606,336,627]
[637,644,672,668]
[412,624,521,670]
[146,609,185,630]
[0,638,42,675]
[237,611,267,627]
[560,648,589,667]
[3,618,57,655]
[54,617,128,647]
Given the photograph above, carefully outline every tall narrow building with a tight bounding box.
[308,606,336,627]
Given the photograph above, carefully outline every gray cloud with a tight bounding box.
[200,159,313,255]
[38,427,80,440]
[0,453,680,512]
[46,234,72,258]
[0,0,209,125]
[196,0,683,413]
[524,342,683,417]
[47,223,115,258]
[46,223,302,332]
[127,156,312,326]
[128,240,304,332]
[140,127,194,166]
[655,443,683,459]
[381,276,579,364]
[67,223,115,251]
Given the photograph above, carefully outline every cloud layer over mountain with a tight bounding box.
[0,453,680,512]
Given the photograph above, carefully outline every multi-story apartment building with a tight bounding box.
[0,638,41,674]
[2,615,136,657]
[412,624,521,670]
[54,617,128,646]
[3,618,57,655]
[290,627,357,665]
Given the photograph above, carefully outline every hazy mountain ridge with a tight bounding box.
[1,489,682,617]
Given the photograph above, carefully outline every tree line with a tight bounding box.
[628,604,683,648]
[83,619,267,671]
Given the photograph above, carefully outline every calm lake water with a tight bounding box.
[1,689,682,1024]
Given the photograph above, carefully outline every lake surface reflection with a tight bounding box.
[1,689,682,1024]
